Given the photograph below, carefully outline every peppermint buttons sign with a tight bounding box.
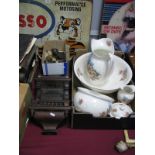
[19,0,55,38]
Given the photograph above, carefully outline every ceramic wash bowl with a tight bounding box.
[74,53,132,94]
[74,87,114,117]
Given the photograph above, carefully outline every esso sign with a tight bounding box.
[19,15,47,28]
[19,1,55,38]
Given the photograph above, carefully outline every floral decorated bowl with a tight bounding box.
[74,87,114,117]
[74,53,132,94]
[109,102,133,119]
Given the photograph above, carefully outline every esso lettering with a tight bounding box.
[19,14,47,28]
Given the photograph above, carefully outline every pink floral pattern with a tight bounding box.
[106,40,112,46]
[79,98,83,105]
[119,68,127,81]
[87,56,100,80]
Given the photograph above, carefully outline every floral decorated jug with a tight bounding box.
[117,85,135,104]
[87,38,115,86]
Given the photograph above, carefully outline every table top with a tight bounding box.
[20,122,135,155]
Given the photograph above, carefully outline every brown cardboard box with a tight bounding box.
[42,40,88,76]
[42,40,69,75]
[19,83,32,143]
[71,54,135,129]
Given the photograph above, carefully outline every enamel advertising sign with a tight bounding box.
[19,0,92,50]
[100,0,135,53]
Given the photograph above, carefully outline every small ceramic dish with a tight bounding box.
[74,53,132,94]
[74,87,114,117]
[109,102,133,119]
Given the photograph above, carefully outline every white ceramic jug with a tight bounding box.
[87,38,114,86]
[117,85,135,104]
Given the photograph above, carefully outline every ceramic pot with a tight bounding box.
[87,38,114,86]
[117,85,135,104]
[74,87,114,117]
[109,102,133,119]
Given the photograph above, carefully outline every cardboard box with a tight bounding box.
[71,54,135,129]
[19,83,32,143]
[41,40,87,76]
[42,40,70,75]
